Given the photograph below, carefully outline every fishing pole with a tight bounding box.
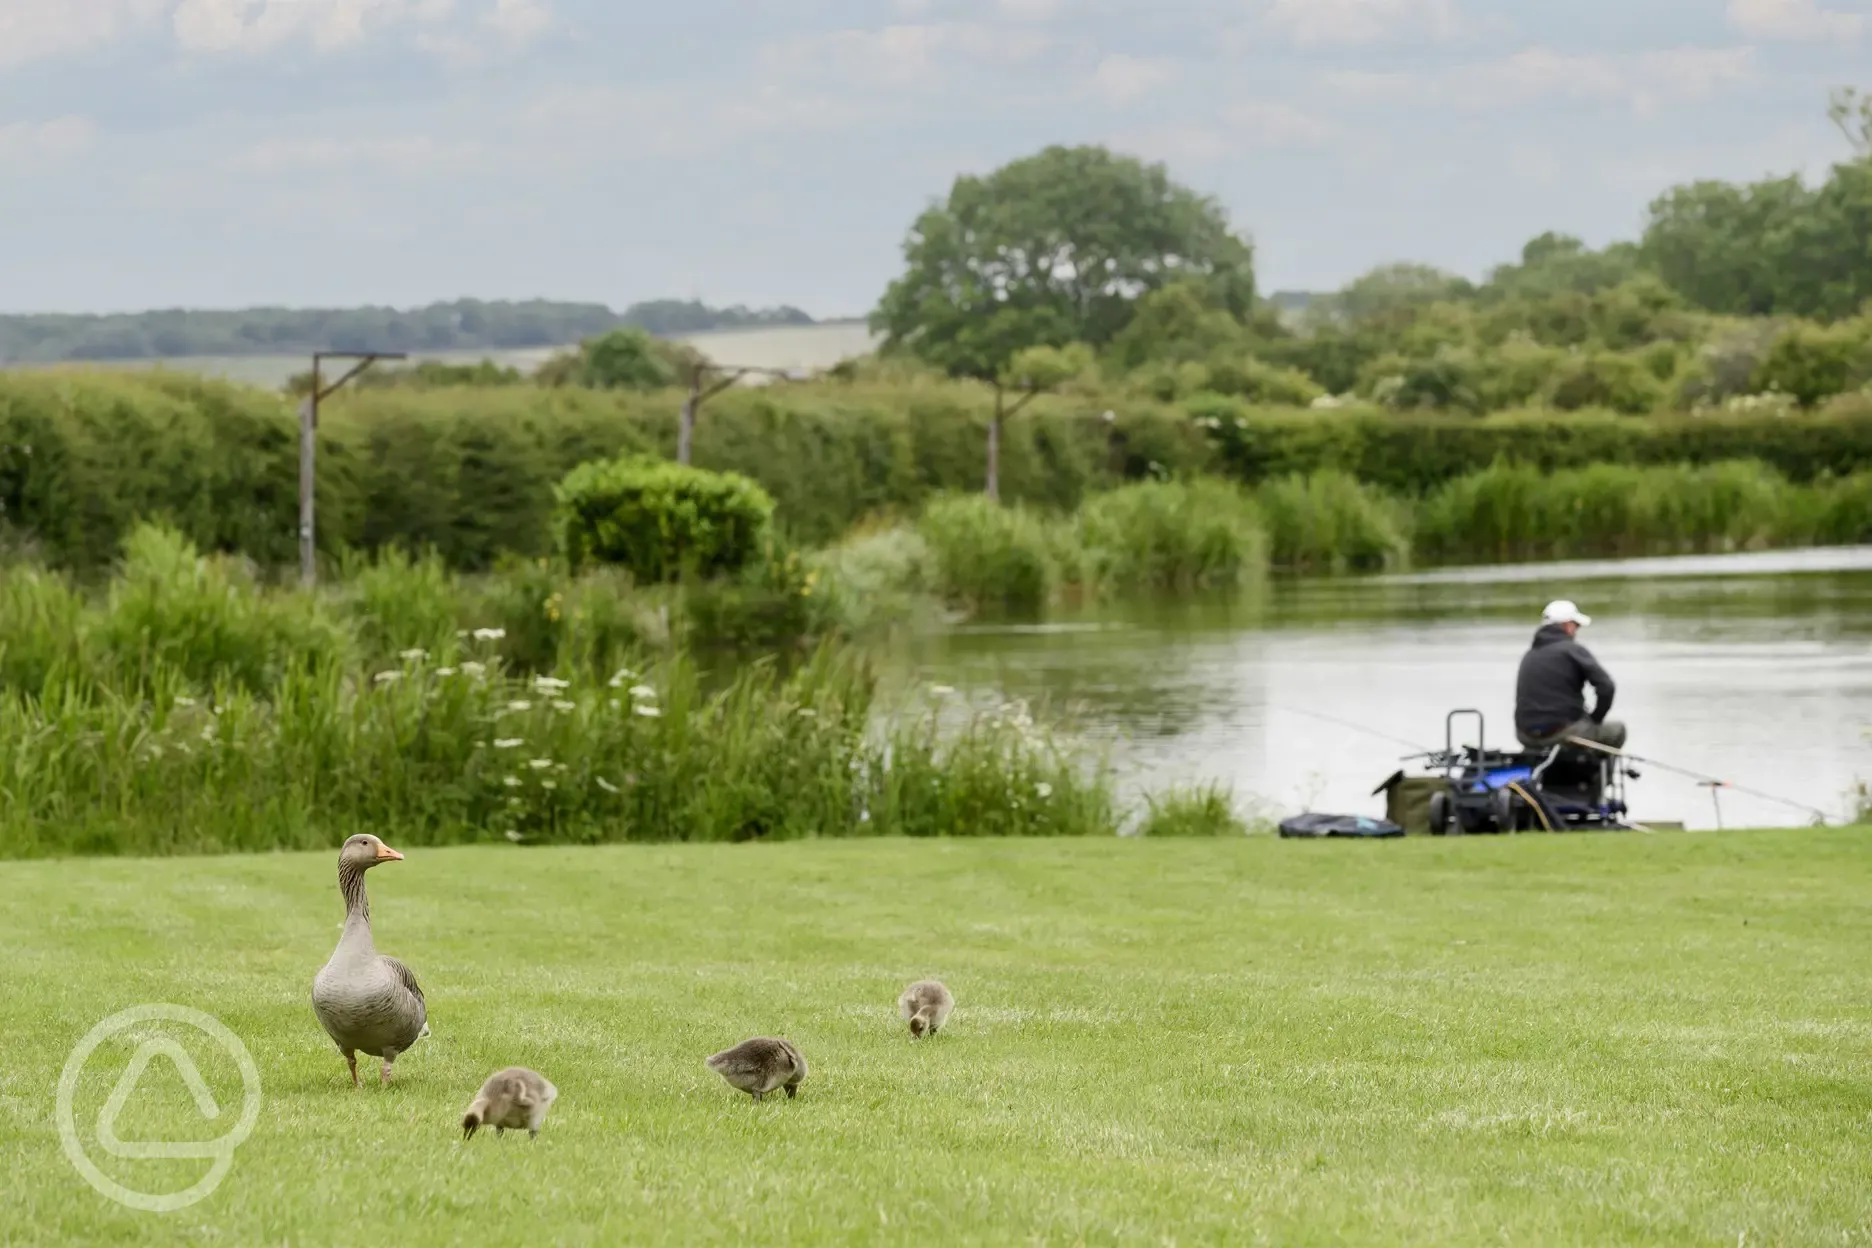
[1264,703,1436,756]
[1564,737,1831,824]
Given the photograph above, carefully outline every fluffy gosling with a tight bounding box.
[461,1066,558,1140]
[898,979,954,1039]
[705,1037,807,1102]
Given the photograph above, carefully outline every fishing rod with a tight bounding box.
[1264,703,1436,756]
[1564,736,1831,825]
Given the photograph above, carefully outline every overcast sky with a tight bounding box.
[0,0,1865,317]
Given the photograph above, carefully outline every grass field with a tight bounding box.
[3,321,883,390]
[4,831,1869,1245]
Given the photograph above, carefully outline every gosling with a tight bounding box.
[705,1037,807,1102]
[461,1067,558,1140]
[898,979,954,1039]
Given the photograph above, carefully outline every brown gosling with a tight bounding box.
[898,979,954,1039]
[461,1067,558,1140]
[705,1037,807,1102]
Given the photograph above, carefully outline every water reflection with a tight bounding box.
[889,546,1872,831]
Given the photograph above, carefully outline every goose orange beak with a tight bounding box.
[376,844,405,862]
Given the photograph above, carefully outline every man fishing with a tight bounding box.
[1514,600,1627,752]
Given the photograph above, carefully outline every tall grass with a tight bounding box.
[916,494,1059,614]
[1256,470,1410,573]
[1075,478,1267,591]
[1413,459,1872,562]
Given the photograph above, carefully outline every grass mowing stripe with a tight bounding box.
[2,831,1868,1245]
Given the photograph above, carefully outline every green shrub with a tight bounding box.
[1075,478,1266,591]
[916,494,1058,613]
[1199,356,1324,406]
[552,455,775,582]
[1544,350,1664,414]
[1752,319,1872,407]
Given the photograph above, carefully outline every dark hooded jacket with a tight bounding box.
[1514,623,1615,738]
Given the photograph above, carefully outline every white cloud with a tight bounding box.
[1726,0,1865,41]
[0,116,97,165]
[1112,99,1341,165]
[0,0,166,67]
[1087,53,1178,105]
[1222,100,1342,145]
[1265,0,1467,46]
[170,0,461,56]
[231,134,485,176]
[757,22,1058,91]
[996,0,1068,19]
[1325,46,1758,115]
[516,83,863,159]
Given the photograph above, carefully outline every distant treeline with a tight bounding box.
[0,298,818,364]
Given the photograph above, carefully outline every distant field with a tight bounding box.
[4,830,1869,1245]
[2,321,883,392]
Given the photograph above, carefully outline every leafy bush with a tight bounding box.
[552,456,775,583]
[1200,356,1325,405]
[1752,319,1872,407]
[535,327,707,391]
[1544,350,1665,414]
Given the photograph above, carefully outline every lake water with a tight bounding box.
[893,548,1872,831]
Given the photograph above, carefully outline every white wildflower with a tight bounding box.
[533,675,570,692]
[174,696,197,708]
[399,648,428,662]
[628,685,656,700]
[552,700,576,712]
[507,700,532,712]
[596,776,621,795]
[528,758,553,770]
[502,776,522,788]
[493,738,524,750]
[461,661,487,678]
[608,698,621,710]
[373,670,402,684]
[607,668,637,688]
[540,780,557,791]
[473,627,506,641]
[435,666,456,677]
[504,829,525,842]
[1036,782,1054,799]
[634,705,661,718]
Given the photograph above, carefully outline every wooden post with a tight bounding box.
[299,361,319,587]
[677,368,699,466]
[985,385,1003,503]
[298,350,404,587]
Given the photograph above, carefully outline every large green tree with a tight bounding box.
[871,144,1255,499]
[1639,89,1872,320]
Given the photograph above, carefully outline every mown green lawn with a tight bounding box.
[2,830,1868,1246]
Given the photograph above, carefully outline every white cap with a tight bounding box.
[1542,599,1592,627]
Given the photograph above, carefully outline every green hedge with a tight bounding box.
[4,367,1872,574]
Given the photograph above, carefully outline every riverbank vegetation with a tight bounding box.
[0,526,1114,859]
